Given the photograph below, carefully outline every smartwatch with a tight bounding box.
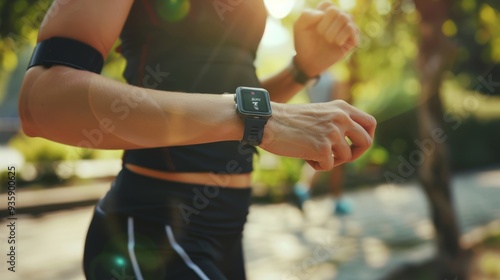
[234,86,272,146]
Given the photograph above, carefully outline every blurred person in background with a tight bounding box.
[292,72,353,215]
[18,0,375,279]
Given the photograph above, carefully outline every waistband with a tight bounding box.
[98,168,252,234]
[124,163,252,187]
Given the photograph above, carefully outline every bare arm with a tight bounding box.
[19,0,243,149]
[261,63,305,103]
[19,0,376,170]
[261,3,358,103]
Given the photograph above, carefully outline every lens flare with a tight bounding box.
[114,256,126,267]
[155,0,191,22]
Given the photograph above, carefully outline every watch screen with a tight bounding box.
[241,89,269,113]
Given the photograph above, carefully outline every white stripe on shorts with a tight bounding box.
[165,225,210,280]
[127,217,144,280]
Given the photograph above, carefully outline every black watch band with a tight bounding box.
[290,57,319,85]
[241,118,267,146]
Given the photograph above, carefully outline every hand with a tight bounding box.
[293,2,359,77]
[261,100,376,170]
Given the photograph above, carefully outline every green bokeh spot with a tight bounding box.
[114,256,126,267]
[370,147,389,165]
[155,0,191,22]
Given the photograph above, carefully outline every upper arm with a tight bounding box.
[19,0,134,136]
[37,0,134,58]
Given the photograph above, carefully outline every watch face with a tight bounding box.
[238,87,271,115]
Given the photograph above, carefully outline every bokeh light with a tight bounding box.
[260,18,290,48]
[264,0,295,19]
[442,19,457,37]
[375,0,391,15]
[114,255,126,267]
[338,0,356,11]
[479,4,497,25]
[155,0,190,22]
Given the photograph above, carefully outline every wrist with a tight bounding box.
[260,102,284,149]
[289,56,319,85]
[221,93,245,141]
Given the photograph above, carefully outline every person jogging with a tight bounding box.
[18,1,376,279]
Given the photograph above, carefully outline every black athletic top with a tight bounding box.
[119,0,267,174]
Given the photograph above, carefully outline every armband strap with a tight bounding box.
[28,37,104,74]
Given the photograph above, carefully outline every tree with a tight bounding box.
[414,0,469,278]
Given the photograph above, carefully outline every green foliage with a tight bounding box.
[102,40,127,82]
[253,152,303,188]
[8,133,94,162]
[0,0,51,71]
[1,0,499,189]
[8,132,123,162]
[251,152,313,202]
[256,0,500,189]
[451,0,500,94]
[0,0,51,38]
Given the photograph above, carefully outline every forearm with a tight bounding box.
[261,63,305,103]
[19,66,243,149]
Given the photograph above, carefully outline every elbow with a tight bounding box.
[18,92,41,138]
[18,111,39,137]
[18,68,45,138]
[20,125,39,138]
[18,66,100,146]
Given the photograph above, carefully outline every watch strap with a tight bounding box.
[241,118,268,146]
[290,57,320,85]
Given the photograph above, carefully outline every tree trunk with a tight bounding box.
[414,0,468,278]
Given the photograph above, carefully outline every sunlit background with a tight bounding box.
[1,0,500,279]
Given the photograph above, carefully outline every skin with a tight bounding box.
[18,0,376,172]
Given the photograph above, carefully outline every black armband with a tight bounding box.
[28,37,104,74]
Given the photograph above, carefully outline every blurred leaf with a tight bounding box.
[442,19,457,37]
[0,49,17,71]
[8,133,98,162]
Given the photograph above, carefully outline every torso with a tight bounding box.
[119,0,267,186]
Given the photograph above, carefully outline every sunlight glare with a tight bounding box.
[338,0,356,11]
[260,17,290,47]
[264,0,295,19]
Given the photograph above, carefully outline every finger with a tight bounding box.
[346,25,360,47]
[317,1,334,11]
[345,122,372,161]
[295,9,323,31]
[354,114,376,139]
[345,107,377,138]
[306,160,320,170]
[341,39,358,54]
[335,23,357,47]
[306,157,334,171]
[316,7,339,35]
[331,138,352,165]
[324,14,349,44]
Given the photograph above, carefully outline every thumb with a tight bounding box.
[295,9,323,31]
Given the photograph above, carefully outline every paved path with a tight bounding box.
[244,168,500,280]
[1,168,499,280]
